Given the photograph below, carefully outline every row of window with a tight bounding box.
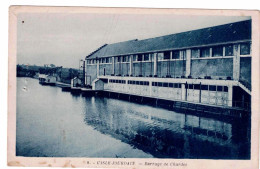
[128,80,149,86]
[109,79,150,86]
[87,57,112,64]
[152,82,182,88]
[108,80,228,92]
[152,83,228,92]
[87,42,251,64]
[109,79,126,84]
[187,84,228,92]
[191,43,250,58]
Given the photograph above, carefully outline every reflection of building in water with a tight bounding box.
[83,97,250,159]
[83,20,251,111]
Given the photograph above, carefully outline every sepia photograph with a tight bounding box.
[8,6,259,168]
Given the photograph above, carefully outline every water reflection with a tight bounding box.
[83,96,250,159]
[16,78,250,159]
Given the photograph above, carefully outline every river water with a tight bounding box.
[16,77,250,159]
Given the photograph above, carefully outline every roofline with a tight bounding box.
[86,39,251,59]
[92,19,251,47]
[85,44,108,59]
[137,19,251,42]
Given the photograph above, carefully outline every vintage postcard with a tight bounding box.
[8,6,260,168]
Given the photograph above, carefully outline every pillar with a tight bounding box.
[209,48,213,57]
[112,56,115,75]
[185,49,191,77]
[97,59,100,78]
[181,83,186,101]
[84,60,87,86]
[149,80,152,96]
[153,53,158,76]
[233,44,240,81]
[129,55,133,76]
[228,84,233,107]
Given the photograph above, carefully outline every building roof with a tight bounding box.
[86,20,251,59]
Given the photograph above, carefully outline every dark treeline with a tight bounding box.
[17,64,83,84]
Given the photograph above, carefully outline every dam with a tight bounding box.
[74,20,252,116]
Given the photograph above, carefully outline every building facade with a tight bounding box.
[84,20,251,109]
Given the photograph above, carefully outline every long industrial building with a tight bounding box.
[83,20,251,111]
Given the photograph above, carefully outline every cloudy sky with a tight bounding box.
[17,13,250,68]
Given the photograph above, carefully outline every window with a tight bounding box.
[224,86,228,92]
[137,54,143,61]
[174,83,179,88]
[144,81,149,86]
[169,83,173,87]
[133,55,138,61]
[217,86,223,92]
[117,56,121,62]
[201,85,208,90]
[194,84,200,90]
[172,50,180,59]
[188,84,193,89]
[240,43,250,55]
[122,56,129,62]
[163,51,170,60]
[200,47,210,58]
[191,49,200,58]
[180,50,186,60]
[163,83,168,87]
[106,57,111,63]
[152,82,158,86]
[158,82,163,87]
[150,53,154,61]
[158,53,164,61]
[212,46,223,57]
[102,58,106,63]
[225,45,233,56]
[209,85,216,91]
[144,54,150,61]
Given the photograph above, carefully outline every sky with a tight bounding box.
[17,13,250,68]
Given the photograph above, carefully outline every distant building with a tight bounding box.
[84,20,251,109]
